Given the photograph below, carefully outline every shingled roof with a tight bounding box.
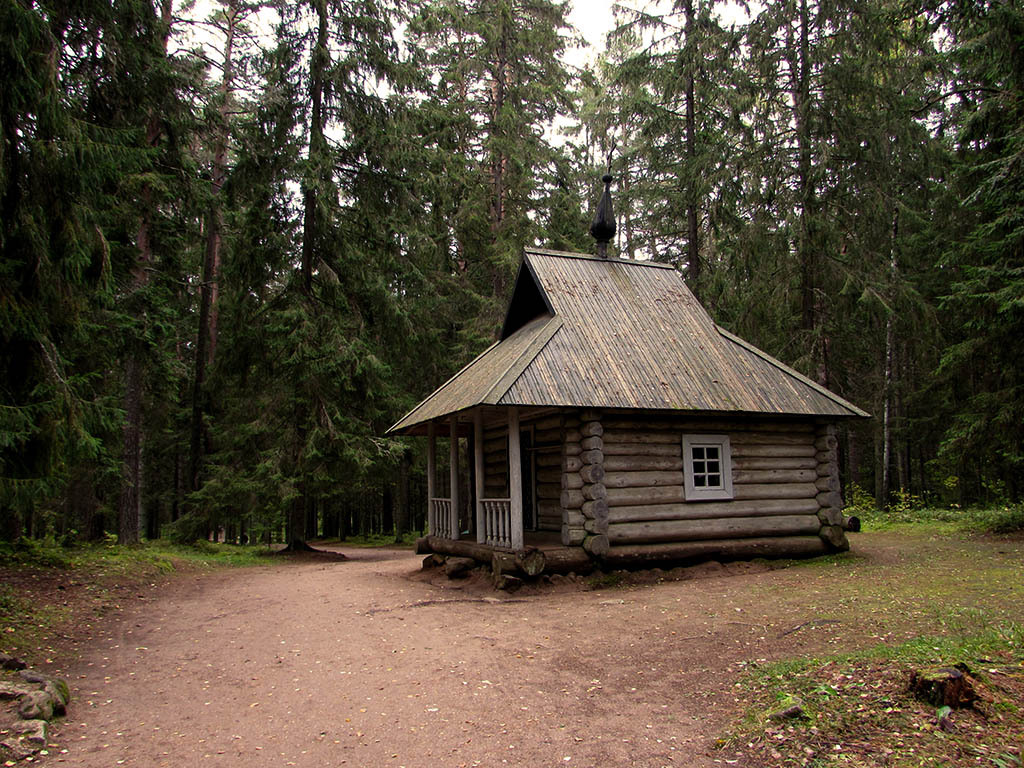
[387,248,868,435]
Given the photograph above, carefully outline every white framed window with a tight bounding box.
[682,434,734,501]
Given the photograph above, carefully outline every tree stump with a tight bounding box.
[908,665,978,708]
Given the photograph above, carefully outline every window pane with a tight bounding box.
[707,473,721,487]
[694,475,706,487]
[693,461,705,473]
[692,446,705,460]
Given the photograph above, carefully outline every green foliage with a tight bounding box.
[0,538,73,569]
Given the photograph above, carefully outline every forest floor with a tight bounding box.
[3,529,1023,768]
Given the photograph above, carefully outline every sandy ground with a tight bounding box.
[45,534,1020,768]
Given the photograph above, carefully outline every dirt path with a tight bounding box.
[50,533,1023,768]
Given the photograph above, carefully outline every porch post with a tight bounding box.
[508,407,524,550]
[449,415,460,539]
[426,422,436,534]
[474,409,485,544]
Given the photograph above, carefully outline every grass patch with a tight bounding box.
[724,614,1024,767]
[853,501,1024,536]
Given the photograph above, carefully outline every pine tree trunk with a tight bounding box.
[119,353,144,545]
[188,2,237,493]
[117,0,174,546]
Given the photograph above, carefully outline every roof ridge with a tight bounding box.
[525,247,676,270]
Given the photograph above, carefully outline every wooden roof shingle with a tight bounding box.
[387,249,867,434]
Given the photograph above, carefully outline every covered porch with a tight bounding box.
[425,405,532,551]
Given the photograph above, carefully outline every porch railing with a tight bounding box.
[481,498,512,548]
[429,497,453,539]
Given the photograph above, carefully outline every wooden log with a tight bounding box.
[530,415,563,432]
[584,517,610,535]
[814,450,836,463]
[564,429,582,444]
[730,444,817,458]
[537,482,560,499]
[484,436,507,452]
[516,548,546,577]
[606,485,687,507]
[817,507,843,526]
[563,415,581,427]
[562,455,583,473]
[579,464,605,484]
[816,462,833,477]
[426,536,497,563]
[814,475,840,492]
[819,525,850,551]
[561,473,583,490]
[583,533,610,557]
[603,442,681,457]
[582,483,607,501]
[734,456,817,471]
[545,546,594,574]
[607,514,821,544]
[560,489,584,509]
[561,525,586,547]
[538,499,564,520]
[581,435,604,451]
[564,443,582,456]
[564,509,585,527]
[537,469,561,484]
[445,557,476,579]
[534,428,561,445]
[602,430,679,444]
[536,453,563,468]
[422,553,444,570]
[580,449,604,465]
[601,418,814,433]
[732,469,817,485]
[581,421,604,438]
[602,536,829,566]
[844,515,861,532]
[414,536,432,554]
[580,409,602,422]
[608,498,820,523]
[491,550,517,576]
[604,455,684,472]
[581,499,609,521]
[604,470,684,488]
[730,433,816,447]
[733,483,819,500]
[816,490,843,509]
[814,435,838,452]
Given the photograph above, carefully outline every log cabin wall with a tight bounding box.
[482,413,565,534]
[482,423,509,499]
[582,413,847,560]
[528,414,563,532]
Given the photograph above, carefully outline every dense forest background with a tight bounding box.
[2,0,1021,546]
